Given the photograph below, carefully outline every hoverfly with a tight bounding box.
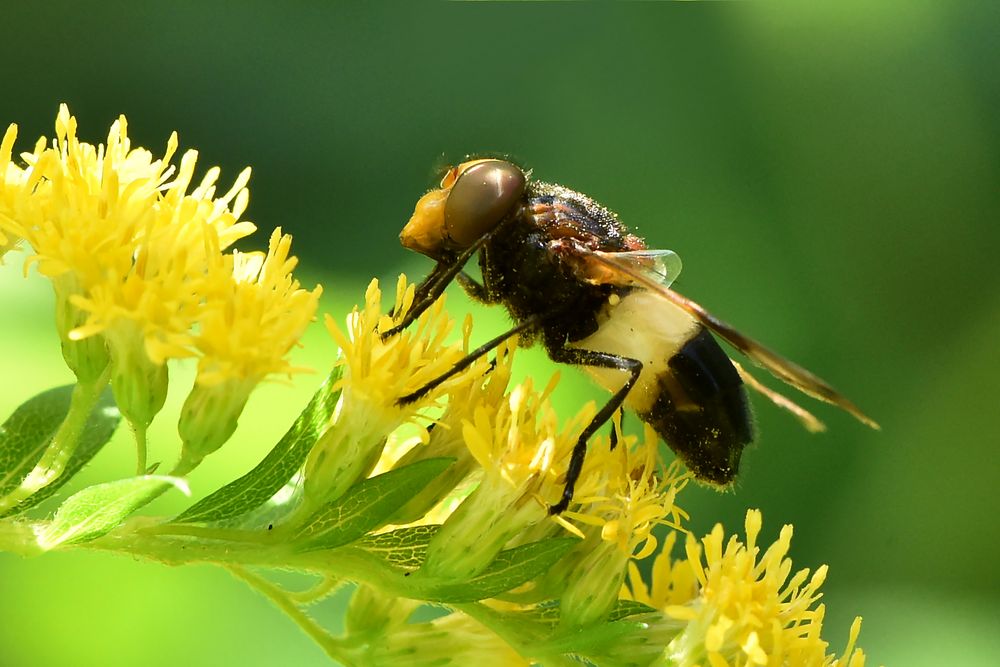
[383,158,879,514]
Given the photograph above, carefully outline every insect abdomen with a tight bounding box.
[640,327,753,485]
[570,291,753,485]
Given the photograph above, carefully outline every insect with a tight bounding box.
[383,158,879,514]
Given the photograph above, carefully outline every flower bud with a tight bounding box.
[178,378,254,469]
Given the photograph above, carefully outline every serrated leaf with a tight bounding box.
[174,367,343,524]
[416,537,576,603]
[357,525,440,569]
[296,458,453,551]
[0,385,120,518]
[38,475,189,549]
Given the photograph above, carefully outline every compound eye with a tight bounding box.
[444,160,525,247]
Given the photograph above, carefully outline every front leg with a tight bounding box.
[380,234,490,340]
[547,347,643,514]
[456,272,492,303]
[396,316,539,405]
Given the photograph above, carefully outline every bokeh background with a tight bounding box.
[1,3,997,666]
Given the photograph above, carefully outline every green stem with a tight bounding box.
[286,575,342,605]
[0,370,110,514]
[138,523,275,544]
[168,450,203,479]
[227,565,357,665]
[133,423,148,475]
[82,529,443,603]
[0,518,45,556]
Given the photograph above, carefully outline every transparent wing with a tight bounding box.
[590,248,683,288]
[586,249,880,430]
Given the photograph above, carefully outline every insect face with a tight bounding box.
[400,159,525,259]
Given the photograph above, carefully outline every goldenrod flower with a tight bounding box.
[559,427,690,627]
[658,509,868,667]
[192,229,318,384]
[178,228,321,469]
[388,340,516,525]
[621,531,698,610]
[0,123,26,259]
[0,105,314,476]
[302,275,485,514]
[569,427,689,556]
[829,617,868,667]
[0,105,251,385]
[419,374,586,581]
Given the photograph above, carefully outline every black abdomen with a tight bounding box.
[639,327,753,485]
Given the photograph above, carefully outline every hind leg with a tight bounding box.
[547,347,642,514]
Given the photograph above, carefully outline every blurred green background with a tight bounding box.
[1,3,998,665]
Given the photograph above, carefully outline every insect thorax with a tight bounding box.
[480,200,627,350]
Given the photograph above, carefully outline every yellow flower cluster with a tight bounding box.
[328,281,696,632]
[417,373,579,580]
[322,279,869,663]
[623,509,868,667]
[326,275,477,420]
[567,427,690,558]
[557,430,691,628]
[300,275,487,515]
[0,106,319,475]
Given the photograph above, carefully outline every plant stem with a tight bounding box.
[286,575,342,605]
[0,519,45,556]
[138,523,276,544]
[82,529,434,601]
[227,565,357,664]
[168,452,200,478]
[0,370,110,514]
[133,423,148,475]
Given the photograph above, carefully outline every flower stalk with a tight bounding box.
[0,366,110,514]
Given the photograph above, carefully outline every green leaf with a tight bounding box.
[174,367,343,524]
[454,600,555,646]
[357,525,440,569]
[416,537,577,603]
[462,597,665,667]
[37,475,189,549]
[607,599,657,622]
[296,458,453,550]
[0,385,120,518]
[540,617,657,656]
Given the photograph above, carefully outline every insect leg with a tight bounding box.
[547,348,643,514]
[381,233,492,340]
[396,316,540,405]
[386,260,449,320]
[456,272,493,303]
